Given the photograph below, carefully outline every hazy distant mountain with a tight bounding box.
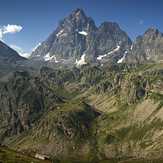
[29,8,132,66]
[123,28,163,62]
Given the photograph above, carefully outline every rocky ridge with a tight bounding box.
[29,8,132,66]
[124,28,163,62]
[0,40,25,61]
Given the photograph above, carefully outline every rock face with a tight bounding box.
[0,71,62,136]
[124,28,163,62]
[29,8,132,65]
[86,21,132,63]
[0,41,25,61]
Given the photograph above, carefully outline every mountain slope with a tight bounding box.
[86,21,132,63]
[0,70,101,162]
[0,41,25,61]
[0,41,37,81]
[123,28,163,62]
[29,8,97,62]
[38,62,163,160]
[0,62,162,162]
[0,71,62,137]
[29,8,132,66]
[0,145,47,163]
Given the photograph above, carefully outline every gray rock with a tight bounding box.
[124,28,163,62]
[29,8,132,66]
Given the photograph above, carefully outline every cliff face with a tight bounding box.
[0,71,62,137]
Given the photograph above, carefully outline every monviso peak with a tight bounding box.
[29,8,132,68]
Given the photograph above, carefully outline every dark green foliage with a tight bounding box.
[105,134,117,144]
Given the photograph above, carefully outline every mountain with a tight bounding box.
[0,40,25,61]
[123,28,163,62]
[0,62,162,162]
[29,8,132,66]
[0,41,33,81]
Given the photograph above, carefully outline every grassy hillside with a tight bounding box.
[0,62,162,162]
[0,145,49,163]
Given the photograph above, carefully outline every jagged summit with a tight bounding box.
[72,8,87,18]
[56,8,97,34]
[123,28,163,62]
[145,28,159,35]
[99,21,120,29]
[29,8,132,66]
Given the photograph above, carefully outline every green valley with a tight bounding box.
[0,62,162,162]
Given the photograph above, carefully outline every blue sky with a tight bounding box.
[0,0,163,58]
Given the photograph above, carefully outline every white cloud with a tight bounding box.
[10,44,23,52]
[10,44,31,58]
[139,20,144,25]
[0,24,22,40]
[19,53,31,58]
[0,28,2,39]
[3,24,22,34]
[31,42,41,51]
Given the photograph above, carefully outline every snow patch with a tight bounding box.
[61,33,67,37]
[43,53,55,62]
[75,52,86,66]
[76,11,80,16]
[78,31,87,36]
[43,53,51,61]
[97,54,107,60]
[97,45,120,60]
[117,51,127,63]
[53,55,58,63]
[43,53,66,63]
[131,44,133,50]
[56,30,64,37]
[114,45,120,51]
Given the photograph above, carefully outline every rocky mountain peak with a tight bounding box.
[124,28,163,62]
[57,8,95,33]
[30,8,132,65]
[143,28,163,41]
[99,21,119,30]
[145,28,158,35]
[72,8,87,19]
